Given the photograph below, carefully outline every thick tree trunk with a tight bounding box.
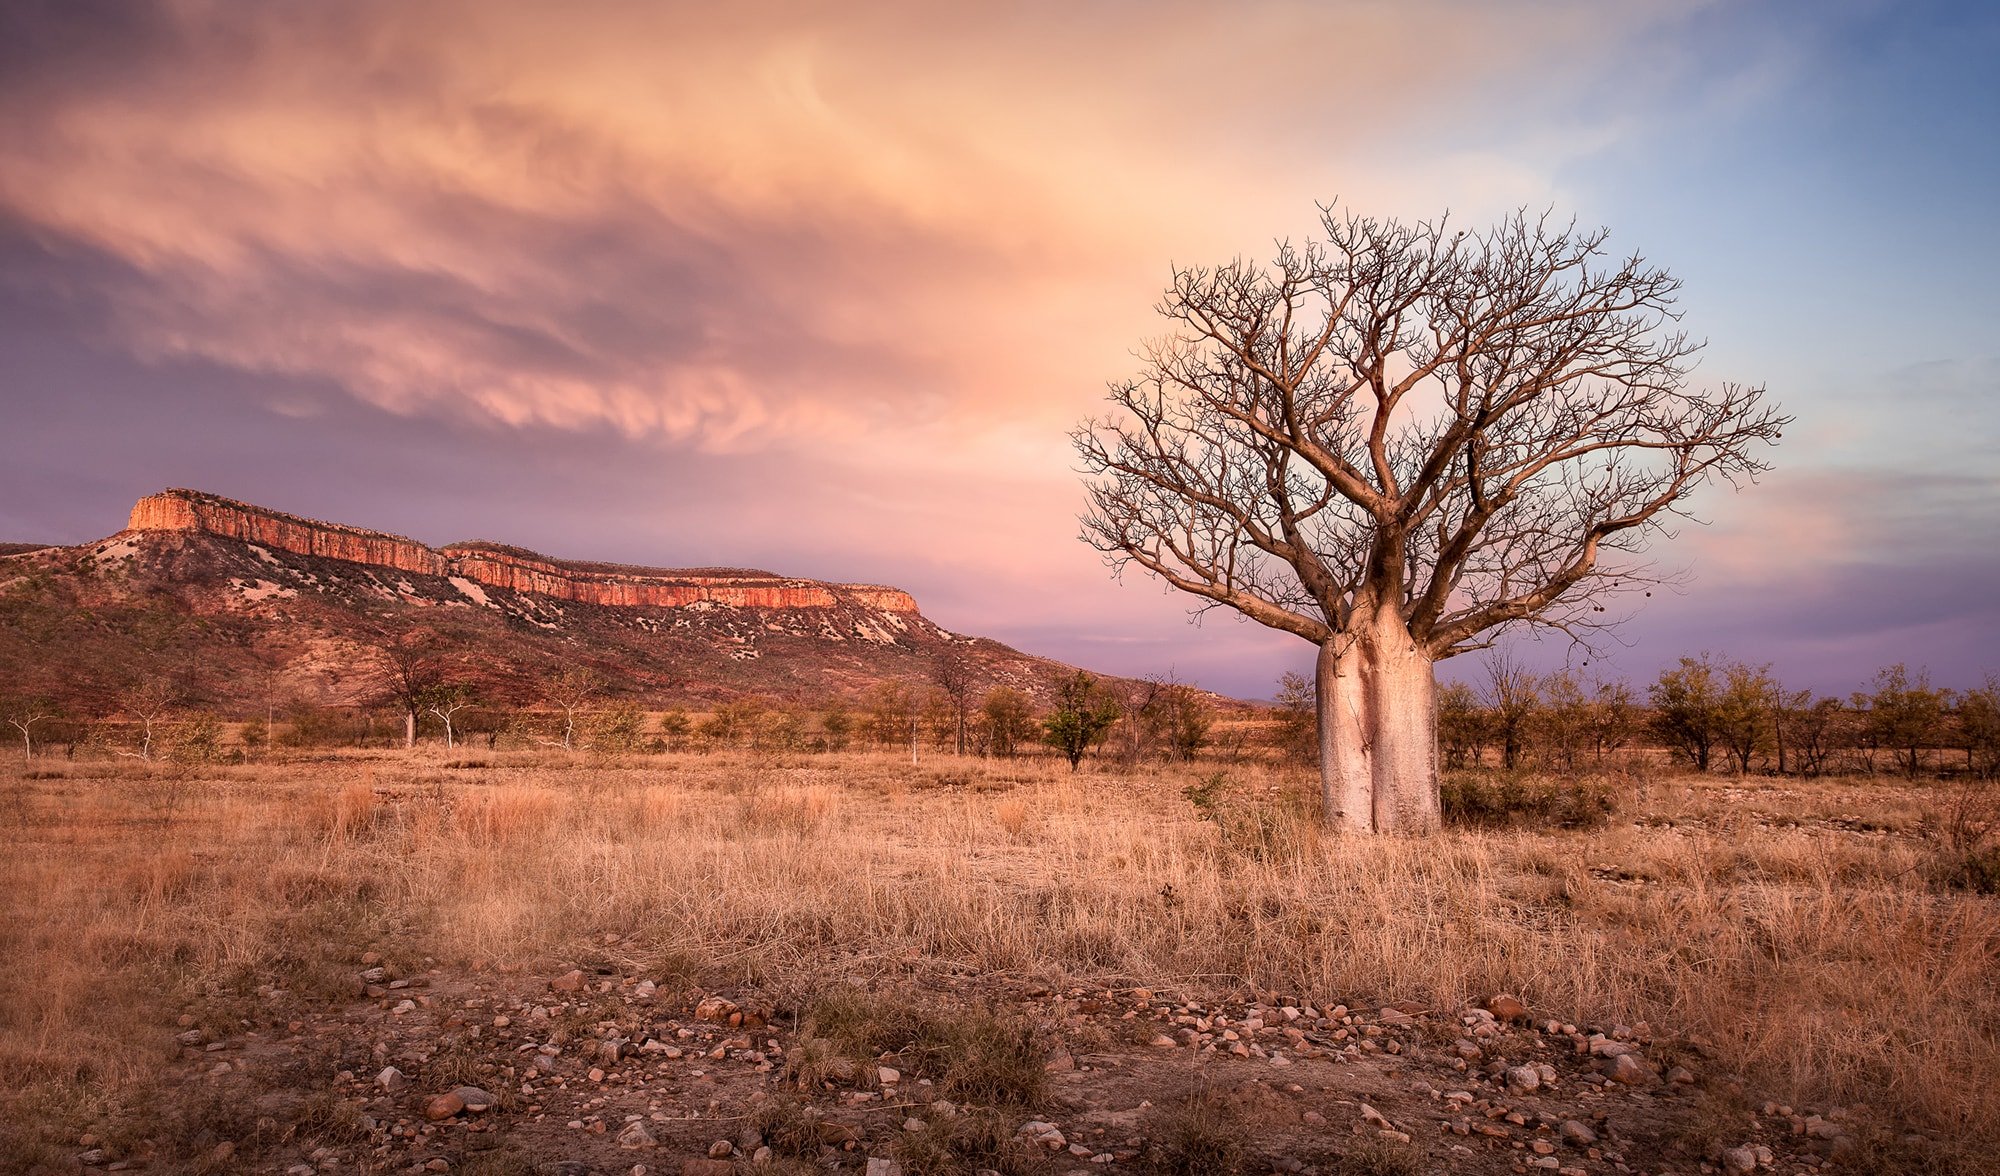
[404,709,416,749]
[1315,608,1441,835]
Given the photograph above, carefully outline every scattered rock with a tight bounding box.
[376,1065,406,1090]
[866,1160,903,1176]
[1605,1053,1649,1085]
[1016,1120,1066,1150]
[695,996,740,1024]
[550,970,585,993]
[1506,1065,1542,1094]
[424,1092,466,1121]
[1721,1145,1758,1175]
[1668,1065,1697,1086]
[452,1086,498,1112]
[877,1066,901,1085]
[1560,1120,1597,1146]
[706,1140,732,1158]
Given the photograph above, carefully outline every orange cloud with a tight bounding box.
[0,0,1684,456]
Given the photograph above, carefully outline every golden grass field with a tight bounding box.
[1,749,1995,1172]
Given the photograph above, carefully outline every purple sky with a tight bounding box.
[2,0,1996,699]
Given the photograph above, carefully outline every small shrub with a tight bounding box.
[1141,1088,1245,1176]
[1440,772,1615,830]
[1328,1135,1423,1176]
[895,1107,1051,1176]
[1930,845,2000,895]
[797,989,1045,1106]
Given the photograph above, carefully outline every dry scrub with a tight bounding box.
[2,751,1996,1159]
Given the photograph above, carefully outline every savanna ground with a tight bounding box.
[1,750,1995,1176]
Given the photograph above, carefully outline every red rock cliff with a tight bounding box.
[126,490,920,614]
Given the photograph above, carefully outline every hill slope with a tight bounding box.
[0,489,1097,714]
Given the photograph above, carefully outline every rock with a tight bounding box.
[1605,1053,1649,1085]
[1560,1120,1596,1146]
[866,1160,903,1176]
[1359,1104,1392,1130]
[1043,1052,1076,1072]
[452,1086,498,1112]
[707,1140,732,1159]
[550,970,585,993]
[1487,994,1529,1023]
[1015,1120,1066,1150]
[376,1066,407,1090]
[877,1066,901,1085]
[207,1142,235,1165]
[1377,1007,1414,1027]
[694,996,740,1024]
[1453,1039,1483,1061]
[1506,1065,1542,1094]
[1721,1146,1758,1175]
[1302,1111,1327,1126]
[1149,1034,1177,1047]
[1668,1065,1697,1086]
[424,1092,466,1121]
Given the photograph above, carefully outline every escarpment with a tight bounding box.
[126,489,920,614]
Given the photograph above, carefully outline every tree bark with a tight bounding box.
[1315,608,1441,835]
[404,709,416,749]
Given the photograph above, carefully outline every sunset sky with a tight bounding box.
[3,0,1996,698]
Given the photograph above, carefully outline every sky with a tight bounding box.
[2,0,1996,699]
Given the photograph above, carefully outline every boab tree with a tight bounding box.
[1075,207,1785,833]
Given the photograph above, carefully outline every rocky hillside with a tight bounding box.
[0,489,1094,713]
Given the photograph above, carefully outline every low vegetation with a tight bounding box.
[1,744,1996,1173]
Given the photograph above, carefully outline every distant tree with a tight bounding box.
[865,681,915,749]
[820,700,854,752]
[1436,681,1488,770]
[376,634,445,749]
[657,708,691,753]
[1651,655,1725,773]
[1779,692,1845,778]
[423,685,473,750]
[1075,207,1785,831]
[120,678,180,761]
[1584,675,1634,764]
[542,666,602,752]
[1271,671,1318,764]
[1858,664,1950,779]
[1483,654,1539,771]
[1535,670,1590,774]
[1042,672,1122,770]
[755,705,806,753]
[1,691,55,762]
[698,699,764,750]
[1143,677,1213,762]
[1956,677,2000,780]
[591,701,647,753]
[1716,661,1777,775]
[979,687,1037,758]
[931,649,978,756]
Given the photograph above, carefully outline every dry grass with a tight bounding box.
[2,750,1997,1152]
